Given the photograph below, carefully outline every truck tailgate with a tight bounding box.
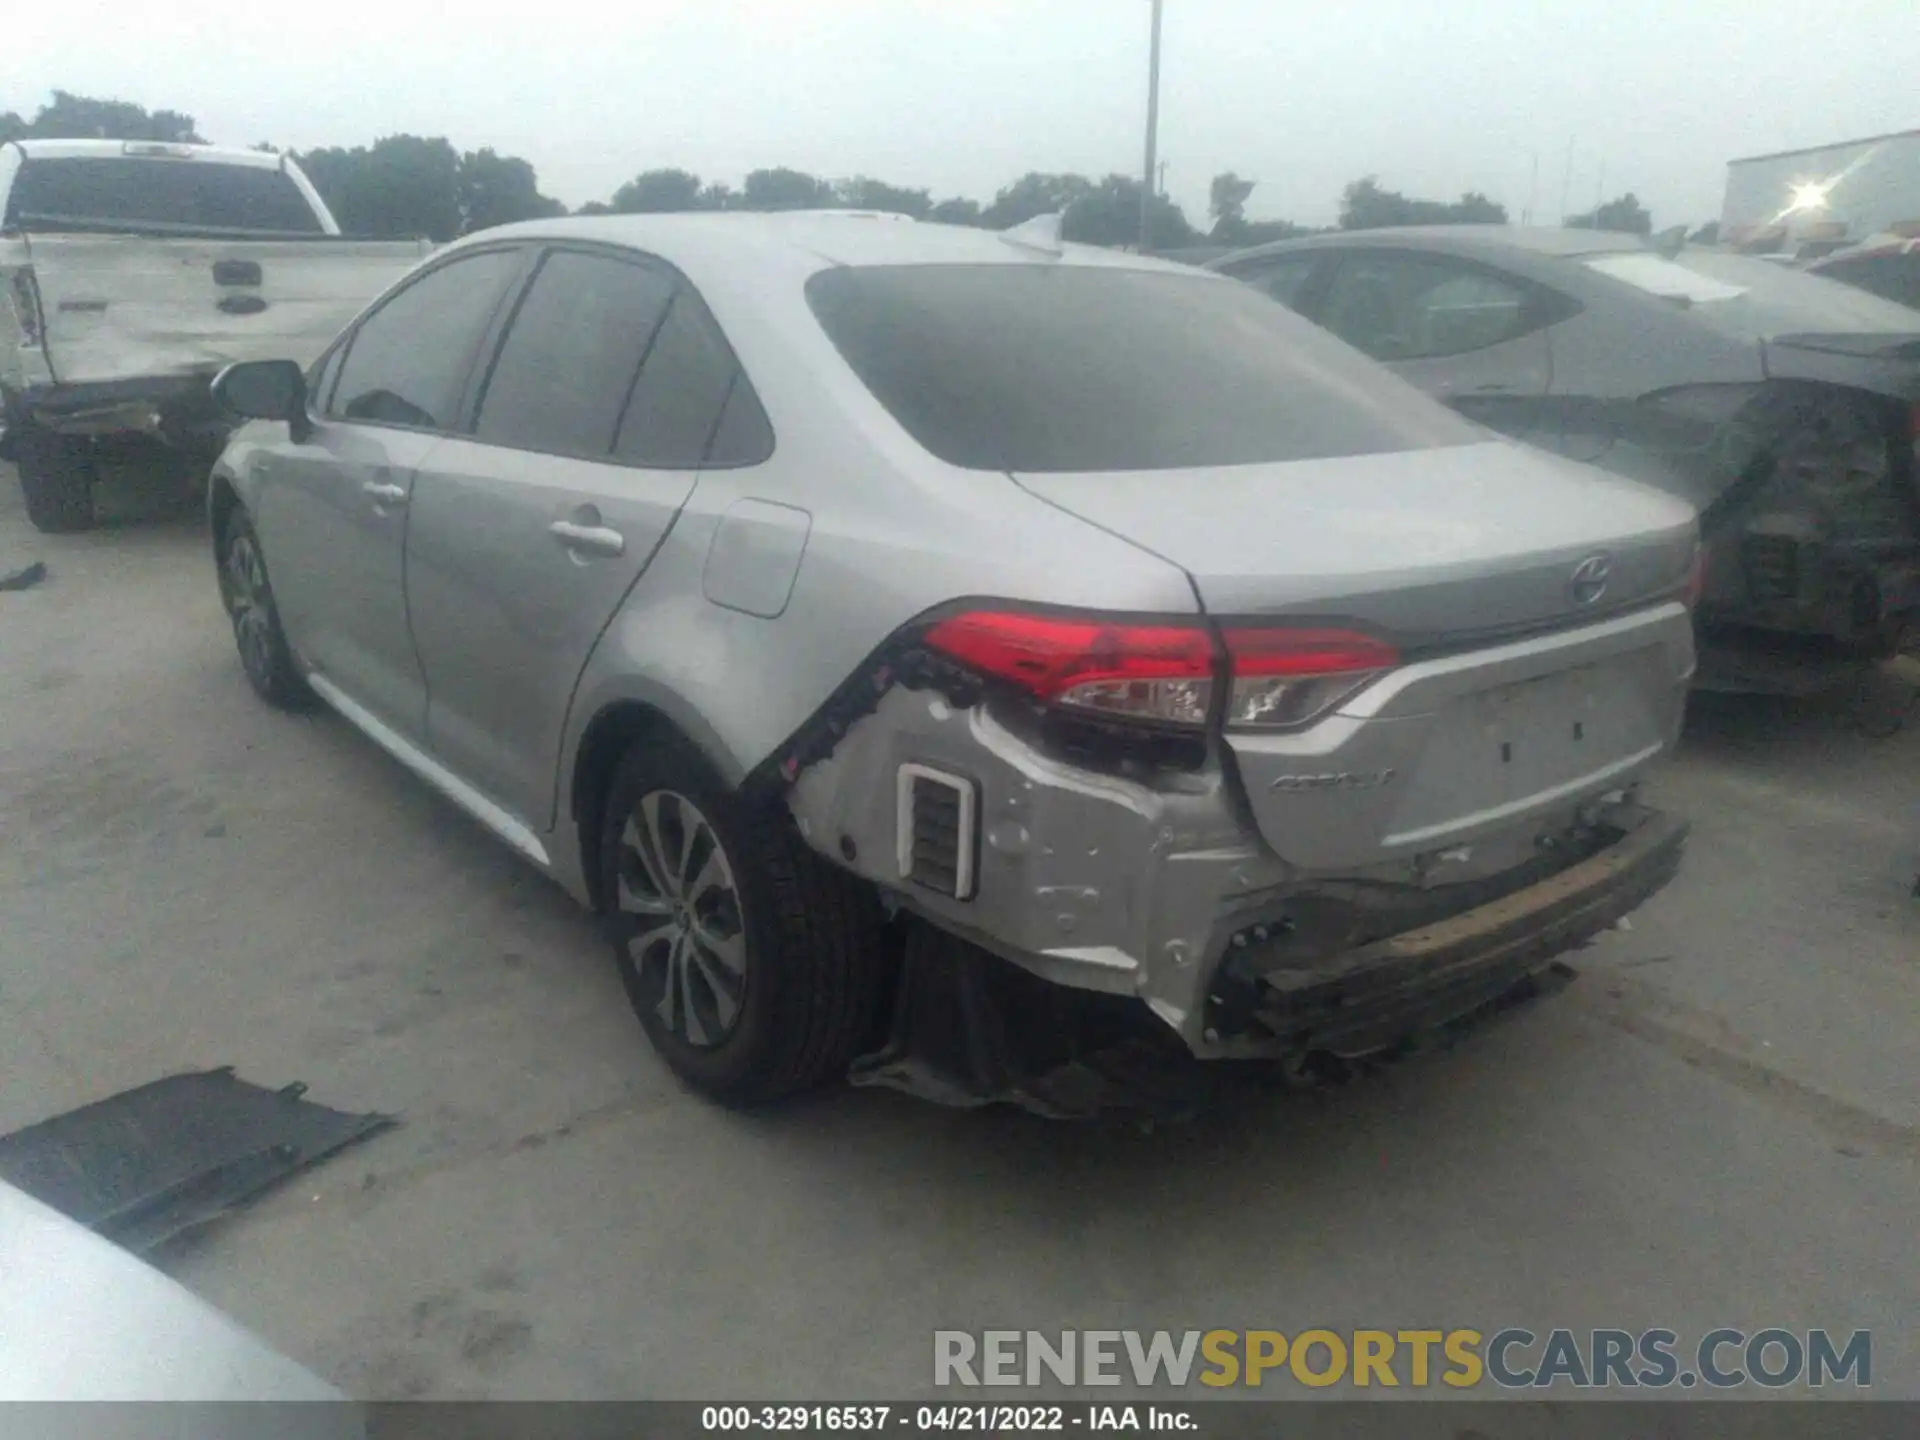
[23,233,433,384]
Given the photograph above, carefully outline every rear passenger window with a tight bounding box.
[474,251,675,457]
[1812,253,1920,309]
[330,248,523,430]
[1228,254,1322,311]
[702,376,777,468]
[615,293,769,468]
[1321,254,1536,361]
[8,157,324,234]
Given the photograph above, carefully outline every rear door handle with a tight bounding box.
[548,520,625,557]
[362,481,408,507]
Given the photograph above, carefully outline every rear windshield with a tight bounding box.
[6,158,324,235]
[804,263,1482,472]
[1583,249,1920,338]
[1813,252,1920,310]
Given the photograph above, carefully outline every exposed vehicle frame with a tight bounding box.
[1208,226,1920,695]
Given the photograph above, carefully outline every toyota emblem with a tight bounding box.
[1569,553,1612,607]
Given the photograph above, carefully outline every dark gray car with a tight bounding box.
[1809,234,1920,311]
[1210,227,1920,692]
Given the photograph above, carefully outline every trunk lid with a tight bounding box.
[22,233,433,384]
[1012,439,1697,637]
[1014,439,1699,872]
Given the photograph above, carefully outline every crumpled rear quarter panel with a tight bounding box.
[787,685,1294,1042]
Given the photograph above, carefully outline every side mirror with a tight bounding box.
[212,360,311,441]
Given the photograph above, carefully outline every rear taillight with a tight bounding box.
[920,611,1216,727]
[1221,626,1400,727]
[919,609,1398,731]
[7,267,43,348]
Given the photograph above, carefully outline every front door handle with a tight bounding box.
[549,520,625,557]
[362,481,408,507]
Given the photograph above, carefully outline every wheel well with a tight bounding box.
[572,701,693,912]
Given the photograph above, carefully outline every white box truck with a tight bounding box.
[1721,127,1920,257]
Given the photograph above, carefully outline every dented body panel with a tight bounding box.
[786,596,1691,1054]
[8,232,434,389]
[0,140,432,458]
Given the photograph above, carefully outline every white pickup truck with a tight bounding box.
[1,139,434,532]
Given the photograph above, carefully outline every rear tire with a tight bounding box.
[216,506,316,710]
[14,425,98,534]
[600,739,891,1107]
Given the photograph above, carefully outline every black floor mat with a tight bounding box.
[0,1067,396,1252]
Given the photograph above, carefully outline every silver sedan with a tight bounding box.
[206,212,1699,1110]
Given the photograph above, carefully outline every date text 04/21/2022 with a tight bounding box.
[700,1405,1195,1432]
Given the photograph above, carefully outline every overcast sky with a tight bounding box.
[6,0,1916,229]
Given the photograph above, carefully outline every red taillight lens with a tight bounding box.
[921,611,1216,726]
[920,610,1399,731]
[1221,626,1399,728]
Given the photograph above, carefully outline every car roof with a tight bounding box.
[439,211,1207,279]
[6,138,284,170]
[1211,224,1648,268]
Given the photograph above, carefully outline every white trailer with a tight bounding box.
[1721,128,1920,252]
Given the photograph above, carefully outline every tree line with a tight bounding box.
[4,89,1662,246]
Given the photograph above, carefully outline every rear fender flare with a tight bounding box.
[556,679,751,910]
[207,471,244,555]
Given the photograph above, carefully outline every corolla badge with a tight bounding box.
[1569,552,1613,607]
[1270,769,1397,792]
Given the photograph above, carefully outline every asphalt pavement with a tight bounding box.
[1,462,1915,1402]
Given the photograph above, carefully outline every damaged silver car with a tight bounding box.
[204,212,1699,1111]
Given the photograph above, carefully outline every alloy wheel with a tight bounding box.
[223,533,276,687]
[614,790,750,1048]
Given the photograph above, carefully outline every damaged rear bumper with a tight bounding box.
[789,662,1689,1066]
[1211,804,1687,1057]
[2,373,228,453]
[850,807,1686,1116]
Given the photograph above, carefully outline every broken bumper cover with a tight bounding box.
[1217,805,1688,1056]
[850,809,1687,1117]
[4,372,228,449]
[792,666,1691,1051]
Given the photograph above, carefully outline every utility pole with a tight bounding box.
[1559,137,1575,223]
[1140,0,1164,252]
[1526,153,1539,226]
